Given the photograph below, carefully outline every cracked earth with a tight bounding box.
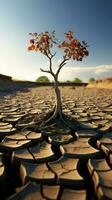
[0,86,112,200]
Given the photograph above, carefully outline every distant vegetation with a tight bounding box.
[66,78,83,83]
[66,80,71,83]
[36,76,50,82]
[35,76,84,83]
[73,78,83,83]
[89,77,95,84]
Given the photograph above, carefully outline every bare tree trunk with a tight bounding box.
[39,76,63,127]
[53,76,62,118]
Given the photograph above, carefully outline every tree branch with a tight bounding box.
[44,51,50,59]
[40,68,51,74]
[41,50,56,77]
[49,58,52,73]
[51,52,56,58]
[56,58,69,77]
[45,51,56,76]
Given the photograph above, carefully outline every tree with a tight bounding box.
[73,78,83,83]
[36,76,50,82]
[28,31,89,125]
[89,77,95,83]
[66,80,71,83]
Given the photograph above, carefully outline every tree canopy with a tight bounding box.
[28,31,89,63]
[36,76,50,82]
[89,77,95,83]
[73,78,83,83]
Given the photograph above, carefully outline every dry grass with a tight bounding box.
[87,77,112,89]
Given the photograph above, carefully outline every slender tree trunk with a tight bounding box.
[53,76,62,118]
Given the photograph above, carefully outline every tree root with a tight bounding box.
[39,109,76,131]
[40,110,57,127]
[61,116,76,131]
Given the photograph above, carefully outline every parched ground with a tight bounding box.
[0,86,112,200]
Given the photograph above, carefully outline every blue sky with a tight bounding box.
[0,0,112,82]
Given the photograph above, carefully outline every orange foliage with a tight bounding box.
[58,31,89,61]
[28,30,89,62]
[28,45,35,51]
[28,31,57,55]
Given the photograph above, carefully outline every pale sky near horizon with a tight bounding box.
[0,0,112,82]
